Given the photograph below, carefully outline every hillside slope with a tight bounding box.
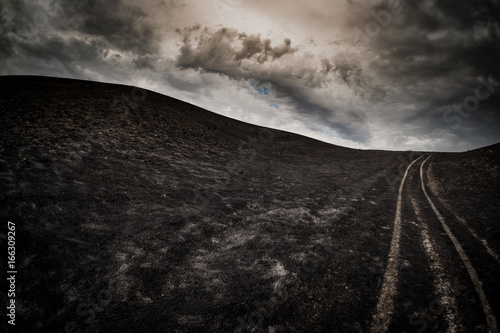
[1,76,497,332]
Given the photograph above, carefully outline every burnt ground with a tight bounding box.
[0,76,499,332]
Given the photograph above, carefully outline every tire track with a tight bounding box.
[370,155,423,333]
[425,157,500,265]
[420,155,498,333]
[409,196,461,332]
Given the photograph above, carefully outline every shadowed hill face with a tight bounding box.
[468,142,500,154]
[0,76,345,155]
[0,76,434,332]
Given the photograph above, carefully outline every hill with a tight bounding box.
[1,76,498,332]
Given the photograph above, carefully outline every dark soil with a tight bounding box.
[0,76,498,332]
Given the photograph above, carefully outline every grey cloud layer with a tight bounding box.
[175,25,373,141]
[1,0,499,150]
[176,27,297,69]
[1,0,162,74]
[360,0,500,149]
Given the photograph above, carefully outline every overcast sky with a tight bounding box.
[1,0,499,151]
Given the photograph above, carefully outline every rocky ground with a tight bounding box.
[1,76,498,332]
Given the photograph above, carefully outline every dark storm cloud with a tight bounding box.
[175,26,371,142]
[363,0,500,84]
[234,34,265,61]
[133,54,157,70]
[341,0,500,149]
[0,0,161,75]
[22,35,107,63]
[269,80,370,142]
[176,27,298,69]
[0,0,29,60]
[56,0,159,56]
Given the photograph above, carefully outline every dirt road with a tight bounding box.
[371,154,499,333]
